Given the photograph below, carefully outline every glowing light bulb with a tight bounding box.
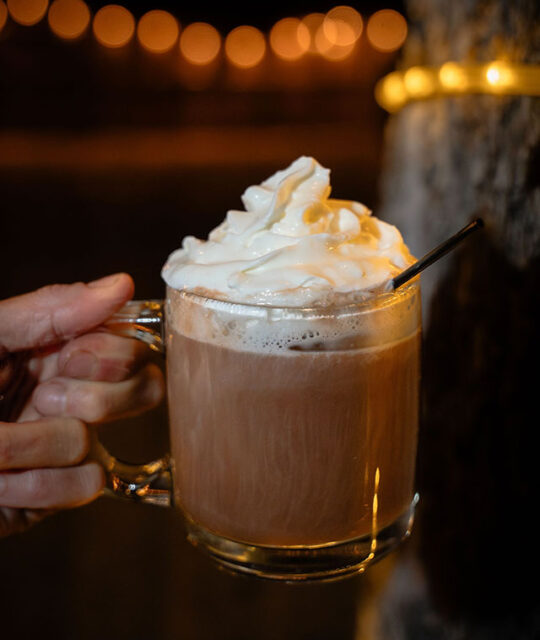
[269,17,309,61]
[300,13,325,53]
[314,19,355,60]
[7,0,48,26]
[323,5,363,47]
[137,9,179,54]
[47,0,89,39]
[486,61,514,89]
[403,66,436,97]
[439,61,468,90]
[375,71,408,111]
[225,25,265,69]
[366,9,408,53]
[180,22,221,65]
[93,4,135,48]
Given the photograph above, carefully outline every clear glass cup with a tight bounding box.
[97,280,421,582]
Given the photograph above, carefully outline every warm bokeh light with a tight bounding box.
[403,66,436,97]
[7,0,48,26]
[300,12,325,53]
[439,61,468,90]
[47,0,89,39]
[269,17,309,61]
[0,1,8,31]
[485,61,514,89]
[93,4,134,48]
[377,62,540,112]
[323,5,363,47]
[180,22,221,65]
[366,9,408,53]
[137,9,179,54]
[314,21,355,60]
[225,25,265,69]
[375,70,407,111]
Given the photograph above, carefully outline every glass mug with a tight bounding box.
[95,281,421,582]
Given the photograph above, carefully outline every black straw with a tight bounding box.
[390,218,484,290]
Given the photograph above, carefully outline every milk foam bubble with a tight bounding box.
[166,283,420,355]
[161,156,415,307]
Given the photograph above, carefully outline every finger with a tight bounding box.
[0,463,105,509]
[32,363,164,423]
[0,417,89,471]
[56,332,151,382]
[0,273,134,352]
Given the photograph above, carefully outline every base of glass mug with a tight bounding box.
[185,493,419,583]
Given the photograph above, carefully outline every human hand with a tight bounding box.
[0,274,164,537]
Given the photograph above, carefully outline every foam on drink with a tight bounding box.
[162,156,415,308]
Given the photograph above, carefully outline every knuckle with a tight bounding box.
[69,386,108,423]
[35,283,86,343]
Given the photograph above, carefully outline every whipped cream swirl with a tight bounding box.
[162,156,415,306]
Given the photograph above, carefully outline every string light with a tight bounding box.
[300,13,325,54]
[314,13,356,61]
[323,5,363,47]
[0,2,408,59]
[1,1,413,88]
[93,4,134,48]
[438,61,468,91]
[47,0,90,40]
[315,25,355,60]
[225,25,266,69]
[7,0,48,26]
[376,62,540,112]
[137,9,178,53]
[269,17,309,61]
[366,9,407,53]
[179,22,220,65]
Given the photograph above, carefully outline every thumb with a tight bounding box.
[0,273,135,352]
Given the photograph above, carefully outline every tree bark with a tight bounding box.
[378,0,539,635]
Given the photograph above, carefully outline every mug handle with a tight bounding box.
[90,300,172,507]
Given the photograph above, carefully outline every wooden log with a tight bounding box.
[378,0,540,633]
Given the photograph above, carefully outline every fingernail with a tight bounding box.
[88,274,122,289]
[34,382,67,415]
[62,350,99,379]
